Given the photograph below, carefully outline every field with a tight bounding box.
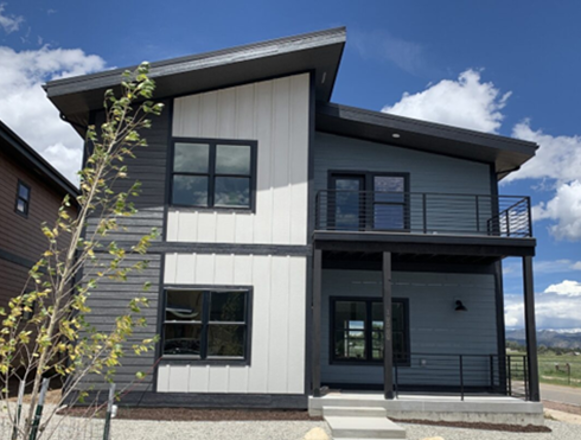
[510,351,581,387]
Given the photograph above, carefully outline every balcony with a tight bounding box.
[315,190,532,238]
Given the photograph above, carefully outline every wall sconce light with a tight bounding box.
[455,300,468,312]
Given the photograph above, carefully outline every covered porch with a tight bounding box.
[310,233,539,404]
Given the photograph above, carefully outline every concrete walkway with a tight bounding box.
[541,383,581,406]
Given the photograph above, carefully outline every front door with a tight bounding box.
[329,174,366,231]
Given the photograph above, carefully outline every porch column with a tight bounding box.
[523,256,540,401]
[312,248,322,397]
[383,252,394,399]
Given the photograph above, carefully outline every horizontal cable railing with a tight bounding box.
[392,353,529,400]
[315,190,532,238]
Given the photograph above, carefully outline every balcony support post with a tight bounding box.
[523,256,540,401]
[382,251,394,400]
[312,248,322,397]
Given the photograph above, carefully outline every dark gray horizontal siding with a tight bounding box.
[78,253,161,392]
[87,99,169,244]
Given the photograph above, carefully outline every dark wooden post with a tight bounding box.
[523,256,540,401]
[383,252,394,399]
[312,248,322,397]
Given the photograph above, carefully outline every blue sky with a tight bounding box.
[1,1,581,330]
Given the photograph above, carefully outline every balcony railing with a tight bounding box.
[315,190,532,238]
[392,353,530,400]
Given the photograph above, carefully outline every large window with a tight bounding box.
[331,297,409,365]
[170,139,257,210]
[15,180,30,217]
[163,288,251,362]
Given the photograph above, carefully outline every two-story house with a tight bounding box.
[44,27,543,426]
[0,120,79,314]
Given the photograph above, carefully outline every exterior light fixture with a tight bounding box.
[392,133,401,139]
[455,300,467,312]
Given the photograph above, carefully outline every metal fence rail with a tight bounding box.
[392,353,530,401]
[315,191,532,238]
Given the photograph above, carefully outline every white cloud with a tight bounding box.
[382,69,511,133]
[0,3,23,34]
[544,280,581,297]
[505,291,581,329]
[0,45,106,184]
[508,121,581,183]
[532,180,581,240]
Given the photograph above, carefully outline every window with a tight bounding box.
[163,288,251,362]
[328,172,408,231]
[373,175,407,230]
[170,139,256,210]
[15,181,30,216]
[331,297,409,365]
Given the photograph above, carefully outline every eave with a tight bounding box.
[316,102,538,181]
[44,27,346,137]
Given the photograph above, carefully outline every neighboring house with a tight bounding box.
[0,120,79,314]
[44,28,542,423]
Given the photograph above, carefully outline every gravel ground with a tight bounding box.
[403,420,580,440]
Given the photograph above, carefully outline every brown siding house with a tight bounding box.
[0,120,79,311]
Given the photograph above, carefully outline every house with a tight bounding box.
[44,27,543,427]
[0,120,79,314]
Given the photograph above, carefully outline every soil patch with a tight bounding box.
[544,400,581,415]
[393,418,551,433]
[59,407,322,422]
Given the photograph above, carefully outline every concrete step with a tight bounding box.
[323,406,387,418]
[325,416,406,439]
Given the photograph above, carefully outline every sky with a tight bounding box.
[1,1,581,331]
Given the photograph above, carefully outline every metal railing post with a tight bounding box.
[476,195,480,233]
[507,356,512,396]
[489,355,494,391]
[459,355,464,401]
[394,361,399,398]
[526,196,533,237]
[505,210,511,237]
[523,356,529,401]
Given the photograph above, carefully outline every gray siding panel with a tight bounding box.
[321,269,498,387]
[78,253,161,392]
[314,132,492,195]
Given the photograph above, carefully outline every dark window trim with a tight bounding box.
[329,296,410,367]
[14,179,31,218]
[161,285,253,366]
[169,137,258,213]
[327,170,410,231]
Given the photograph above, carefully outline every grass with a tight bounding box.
[509,350,581,388]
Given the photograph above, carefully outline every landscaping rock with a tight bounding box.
[303,427,329,440]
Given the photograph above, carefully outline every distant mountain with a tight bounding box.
[506,329,581,350]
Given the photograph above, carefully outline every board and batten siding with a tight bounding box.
[168,73,310,245]
[321,269,498,386]
[158,253,306,394]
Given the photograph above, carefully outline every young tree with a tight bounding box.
[0,62,164,439]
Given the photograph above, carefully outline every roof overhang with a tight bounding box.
[44,27,346,137]
[0,120,79,197]
[316,102,538,180]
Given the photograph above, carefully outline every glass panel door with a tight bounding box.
[330,175,365,231]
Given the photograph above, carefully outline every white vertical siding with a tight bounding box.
[158,253,307,394]
[169,74,310,245]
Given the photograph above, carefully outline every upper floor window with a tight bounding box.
[15,180,30,217]
[163,287,252,363]
[170,139,257,210]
